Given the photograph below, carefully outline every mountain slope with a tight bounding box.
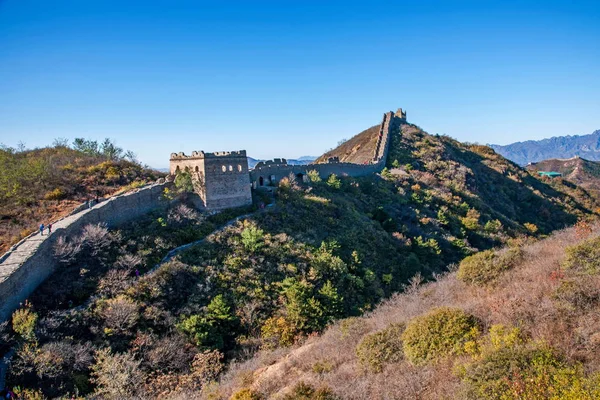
[527,156,600,194]
[5,121,599,398]
[315,124,381,164]
[0,141,163,254]
[490,129,600,165]
[214,223,600,400]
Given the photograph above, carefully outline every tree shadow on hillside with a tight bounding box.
[444,141,588,233]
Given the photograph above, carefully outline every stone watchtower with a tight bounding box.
[396,108,407,121]
[169,150,252,210]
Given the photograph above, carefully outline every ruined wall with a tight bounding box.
[0,182,170,322]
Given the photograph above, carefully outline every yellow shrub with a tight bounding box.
[230,388,264,400]
[562,236,600,274]
[402,307,480,365]
[12,305,38,341]
[261,316,297,348]
[44,188,66,200]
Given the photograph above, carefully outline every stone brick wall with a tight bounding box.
[250,110,398,187]
[203,153,252,210]
[0,182,170,322]
[169,150,252,210]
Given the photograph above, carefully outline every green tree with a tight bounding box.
[73,138,100,155]
[282,279,325,332]
[177,295,238,350]
[307,169,322,183]
[174,170,194,193]
[241,225,264,253]
[326,174,341,189]
[318,281,344,324]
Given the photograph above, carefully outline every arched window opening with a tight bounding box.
[222,165,227,172]
[229,165,233,171]
[259,176,264,186]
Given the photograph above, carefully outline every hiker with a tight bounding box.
[1,388,16,399]
[47,223,53,234]
[135,269,140,278]
[39,223,44,236]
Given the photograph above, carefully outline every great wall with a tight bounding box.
[0,108,406,323]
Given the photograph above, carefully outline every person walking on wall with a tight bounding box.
[47,223,52,234]
[39,223,44,236]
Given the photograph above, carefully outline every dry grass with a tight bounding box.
[205,223,600,399]
[315,124,381,165]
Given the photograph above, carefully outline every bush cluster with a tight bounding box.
[457,325,600,400]
[562,236,600,274]
[457,247,524,285]
[402,307,480,364]
[355,322,405,372]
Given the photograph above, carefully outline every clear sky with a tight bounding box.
[1,0,599,168]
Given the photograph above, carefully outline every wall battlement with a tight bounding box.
[170,150,247,160]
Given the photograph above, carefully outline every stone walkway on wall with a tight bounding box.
[0,209,92,287]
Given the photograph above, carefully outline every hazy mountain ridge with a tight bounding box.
[247,156,316,169]
[490,129,600,165]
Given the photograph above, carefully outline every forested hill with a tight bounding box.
[0,139,163,254]
[490,129,600,165]
[5,120,599,398]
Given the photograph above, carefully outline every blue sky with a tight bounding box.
[1,0,599,168]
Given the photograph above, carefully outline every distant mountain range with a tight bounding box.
[490,129,600,165]
[247,156,316,169]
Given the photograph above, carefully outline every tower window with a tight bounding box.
[222,165,227,172]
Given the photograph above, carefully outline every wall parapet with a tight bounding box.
[170,150,247,160]
[0,181,171,322]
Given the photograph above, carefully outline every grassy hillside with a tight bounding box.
[0,139,164,254]
[315,124,380,164]
[527,156,600,195]
[214,221,600,400]
[3,123,599,398]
